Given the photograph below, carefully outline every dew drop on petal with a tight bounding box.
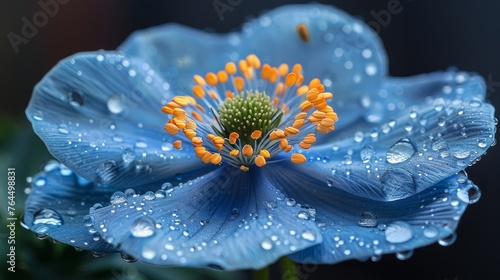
[142,247,156,260]
[32,209,63,234]
[457,185,481,204]
[122,149,136,163]
[438,232,457,246]
[301,230,316,241]
[107,94,125,114]
[68,91,84,107]
[385,221,413,243]
[453,150,470,159]
[130,217,156,238]
[386,138,416,164]
[423,226,439,238]
[110,191,127,205]
[120,252,137,263]
[144,191,156,201]
[358,212,378,227]
[380,168,416,200]
[261,239,273,250]
[396,250,413,260]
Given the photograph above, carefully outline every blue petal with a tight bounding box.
[90,167,322,270]
[263,163,472,264]
[305,71,496,200]
[23,161,116,253]
[26,52,212,188]
[120,4,387,130]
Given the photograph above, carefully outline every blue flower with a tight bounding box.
[24,4,496,270]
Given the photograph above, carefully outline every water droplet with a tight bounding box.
[301,230,316,241]
[144,191,156,201]
[120,252,137,263]
[385,221,413,243]
[386,138,416,164]
[110,191,127,205]
[68,91,84,107]
[83,215,93,227]
[91,252,106,258]
[32,209,63,234]
[107,94,125,114]
[431,138,450,158]
[358,212,378,227]
[457,184,481,204]
[122,149,136,163]
[261,239,273,250]
[453,150,470,159]
[365,63,377,76]
[380,168,416,200]
[396,250,413,260]
[477,138,488,148]
[230,208,240,220]
[438,232,457,246]
[469,100,482,107]
[142,247,156,260]
[58,124,69,134]
[135,140,148,148]
[161,142,173,151]
[423,226,439,238]
[130,217,156,238]
[371,255,382,262]
[98,160,118,183]
[360,145,375,163]
[155,190,166,199]
[34,177,47,187]
[285,198,296,207]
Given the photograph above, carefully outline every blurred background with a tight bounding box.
[1,0,499,279]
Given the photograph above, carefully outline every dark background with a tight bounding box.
[1,0,499,279]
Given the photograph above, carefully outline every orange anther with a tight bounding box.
[291,153,307,164]
[206,72,218,86]
[240,165,249,172]
[279,139,288,150]
[173,140,182,149]
[230,149,240,156]
[225,62,237,75]
[242,144,254,157]
[261,64,271,80]
[183,128,196,139]
[229,132,239,145]
[284,126,300,135]
[164,123,179,135]
[259,149,271,158]
[297,24,310,42]
[292,64,302,75]
[193,75,206,86]
[173,96,189,107]
[251,130,262,140]
[278,63,289,77]
[191,137,203,147]
[210,153,222,165]
[161,106,174,114]
[255,155,266,167]
[299,141,312,149]
[296,85,309,95]
[285,73,298,87]
[217,71,229,84]
[192,111,203,121]
[235,77,245,92]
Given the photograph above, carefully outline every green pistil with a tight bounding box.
[216,91,282,145]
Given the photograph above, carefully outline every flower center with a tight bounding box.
[216,90,282,146]
[161,54,338,171]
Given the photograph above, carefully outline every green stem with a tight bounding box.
[279,257,298,280]
[253,265,270,280]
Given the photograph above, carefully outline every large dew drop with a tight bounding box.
[107,94,125,114]
[385,221,413,243]
[32,209,64,234]
[380,168,416,200]
[386,138,416,164]
[130,217,156,238]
